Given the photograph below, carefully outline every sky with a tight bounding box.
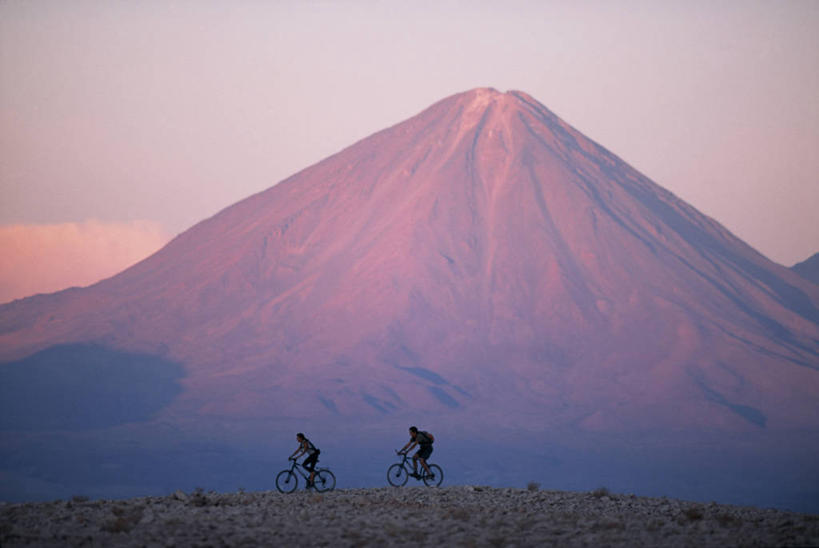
[1,0,817,303]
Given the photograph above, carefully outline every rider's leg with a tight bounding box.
[304,453,318,486]
[411,453,419,475]
[419,457,431,476]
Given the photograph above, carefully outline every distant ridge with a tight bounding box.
[792,252,819,285]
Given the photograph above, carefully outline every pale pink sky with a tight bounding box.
[1,1,817,303]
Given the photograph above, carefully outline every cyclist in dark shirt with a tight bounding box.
[290,433,320,487]
[399,426,433,478]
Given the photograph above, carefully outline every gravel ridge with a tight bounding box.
[2,486,817,547]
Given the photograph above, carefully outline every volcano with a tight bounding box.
[4,88,819,508]
[1,88,818,436]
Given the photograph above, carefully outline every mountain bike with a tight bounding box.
[276,458,336,493]
[387,450,443,487]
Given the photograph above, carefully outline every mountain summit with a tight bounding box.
[2,88,818,432]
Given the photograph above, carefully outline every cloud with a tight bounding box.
[0,220,171,304]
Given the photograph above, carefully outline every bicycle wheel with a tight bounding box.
[387,463,408,487]
[423,464,443,487]
[275,470,298,493]
[314,469,336,492]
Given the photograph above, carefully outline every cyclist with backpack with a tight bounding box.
[399,426,434,479]
[289,433,320,487]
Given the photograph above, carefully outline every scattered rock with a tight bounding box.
[1,487,817,547]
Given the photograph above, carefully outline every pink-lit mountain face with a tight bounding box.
[2,88,818,432]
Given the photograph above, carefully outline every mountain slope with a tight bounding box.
[1,88,817,432]
[792,252,819,285]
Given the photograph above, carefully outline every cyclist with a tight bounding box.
[289,433,320,487]
[399,426,433,479]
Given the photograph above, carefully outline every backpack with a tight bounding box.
[419,431,434,445]
[304,438,319,454]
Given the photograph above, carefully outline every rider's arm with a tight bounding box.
[290,443,305,459]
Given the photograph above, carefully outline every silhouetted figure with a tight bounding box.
[399,426,434,478]
[290,433,320,487]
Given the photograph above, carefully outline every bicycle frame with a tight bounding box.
[395,452,414,474]
[277,457,336,493]
[287,458,314,481]
[395,452,431,475]
[387,451,443,487]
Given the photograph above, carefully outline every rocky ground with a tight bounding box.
[2,485,818,547]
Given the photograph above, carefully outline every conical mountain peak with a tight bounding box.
[457,87,508,113]
[0,89,817,433]
[448,87,545,114]
[3,88,817,509]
